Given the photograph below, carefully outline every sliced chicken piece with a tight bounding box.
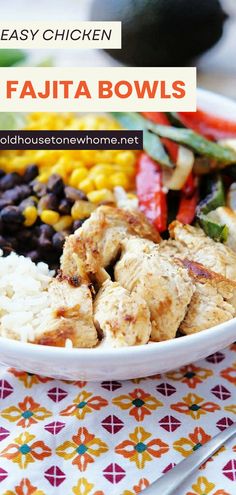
[115,237,194,341]
[23,278,97,348]
[61,205,160,284]
[33,279,98,348]
[177,259,236,334]
[94,280,151,347]
[169,220,236,283]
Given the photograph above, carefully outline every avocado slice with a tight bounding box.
[91,0,227,66]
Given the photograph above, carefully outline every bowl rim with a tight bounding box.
[1,87,236,359]
[0,312,235,358]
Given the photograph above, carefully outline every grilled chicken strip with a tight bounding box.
[61,205,160,284]
[177,259,236,334]
[169,221,236,283]
[115,237,194,341]
[94,280,151,347]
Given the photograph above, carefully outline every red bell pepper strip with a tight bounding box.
[177,173,198,224]
[181,171,196,197]
[136,152,167,232]
[141,112,178,162]
[178,109,236,141]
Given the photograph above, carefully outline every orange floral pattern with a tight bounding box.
[220,362,236,385]
[0,432,51,468]
[8,369,51,389]
[174,427,211,457]
[123,478,150,494]
[167,364,213,389]
[112,388,163,421]
[56,427,108,471]
[1,396,52,427]
[60,391,108,419]
[3,478,45,495]
[0,346,234,493]
[171,393,220,419]
[224,404,236,414]
[186,475,230,495]
[115,426,168,468]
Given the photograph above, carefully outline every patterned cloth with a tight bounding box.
[0,344,235,495]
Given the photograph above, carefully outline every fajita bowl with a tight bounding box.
[0,88,236,381]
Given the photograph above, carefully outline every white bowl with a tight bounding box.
[0,88,236,381]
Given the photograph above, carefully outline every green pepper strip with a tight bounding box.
[113,112,174,168]
[196,176,228,242]
[145,119,236,166]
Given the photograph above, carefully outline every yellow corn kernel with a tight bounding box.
[89,164,114,177]
[54,215,73,232]
[95,150,117,163]
[93,173,111,190]
[69,168,88,187]
[37,172,50,183]
[51,164,67,179]
[23,206,38,227]
[79,150,97,166]
[115,151,136,167]
[55,158,72,174]
[40,210,60,225]
[78,178,94,194]
[71,200,96,220]
[10,156,32,172]
[70,161,87,171]
[87,189,114,204]
[110,172,129,189]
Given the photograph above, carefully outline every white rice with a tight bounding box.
[0,250,54,342]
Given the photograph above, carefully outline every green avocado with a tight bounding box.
[90,0,227,66]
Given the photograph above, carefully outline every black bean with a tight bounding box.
[5,235,18,250]
[27,250,40,262]
[73,220,84,231]
[5,223,21,234]
[58,198,72,215]
[64,186,88,202]
[0,173,22,190]
[38,193,59,213]
[1,206,24,224]
[23,165,39,183]
[1,188,21,203]
[52,232,65,251]
[38,235,52,250]
[20,228,33,240]
[16,185,32,200]
[2,185,32,204]
[32,181,47,198]
[47,174,64,195]
[0,198,13,209]
[0,236,13,252]
[36,224,54,239]
[0,235,8,248]
[19,196,37,212]
[30,235,39,248]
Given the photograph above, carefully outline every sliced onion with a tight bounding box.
[163,146,194,190]
[206,206,236,251]
[227,183,236,211]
